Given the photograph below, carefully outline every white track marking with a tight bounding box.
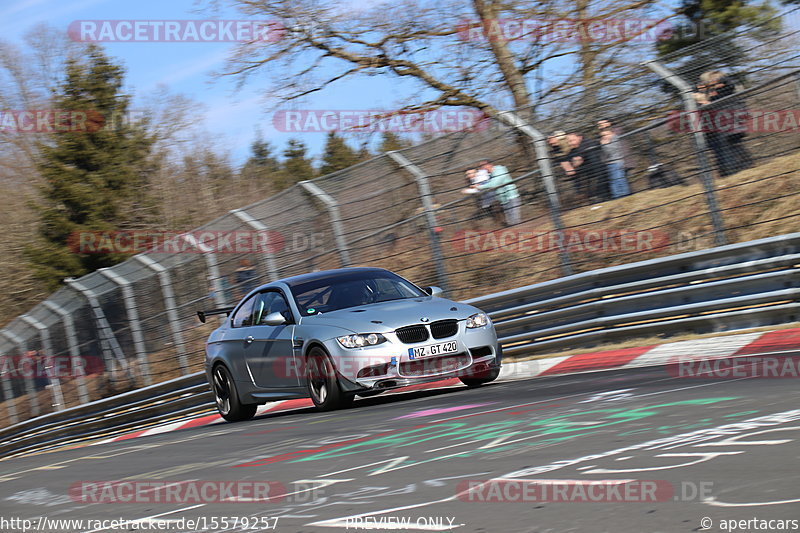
[622,333,763,369]
[704,496,800,507]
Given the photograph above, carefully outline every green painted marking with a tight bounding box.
[290,397,739,467]
[723,410,760,418]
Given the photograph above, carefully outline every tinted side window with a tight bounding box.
[253,291,294,325]
[231,295,256,328]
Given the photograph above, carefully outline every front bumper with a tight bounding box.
[323,323,500,392]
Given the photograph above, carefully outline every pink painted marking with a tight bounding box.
[394,402,496,419]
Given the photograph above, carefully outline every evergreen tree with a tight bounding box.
[355,141,372,162]
[319,132,359,175]
[25,45,156,290]
[378,132,411,153]
[274,138,315,189]
[248,137,279,172]
[240,135,280,189]
[654,0,778,77]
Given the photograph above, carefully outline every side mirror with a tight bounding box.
[423,286,444,297]
[261,311,287,326]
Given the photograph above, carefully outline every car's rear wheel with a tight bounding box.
[306,347,354,411]
[212,364,257,422]
[459,366,500,388]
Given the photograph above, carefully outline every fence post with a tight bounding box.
[493,110,574,276]
[42,300,90,404]
[795,72,800,101]
[298,181,351,267]
[133,255,189,375]
[230,209,280,282]
[645,60,727,246]
[19,315,65,411]
[180,234,228,308]
[65,278,131,387]
[98,268,152,386]
[0,345,18,423]
[0,330,39,417]
[385,151,450,292]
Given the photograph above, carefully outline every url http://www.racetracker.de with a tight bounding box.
[0,515,280,532]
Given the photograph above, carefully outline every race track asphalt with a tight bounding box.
[1,354,799,533]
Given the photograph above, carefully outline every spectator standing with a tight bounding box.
[548,131,575,181]
[597,119,631,199]
[233,258,257,298]
[463,159,521,226]
[694,70,754,176]
[567,133,611,201]
[465,167,500,224]
[29,350,51,391]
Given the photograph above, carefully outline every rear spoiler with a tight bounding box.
[197,307,235,323]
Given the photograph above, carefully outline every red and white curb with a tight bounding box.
[94,327,800,446]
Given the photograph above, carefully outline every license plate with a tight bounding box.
[408,341,458,360]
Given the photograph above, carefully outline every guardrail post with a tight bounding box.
[298,181,351,267]
[385,151,450,292]
[493,110,573,276]
[645,60,727,246]
[42,301,90,404]
[99,268,152,386]
[133,255,189,375]
[230,209,280,282]
[20,315,65,411]
[65,278,131,386]
[0,330,39,417]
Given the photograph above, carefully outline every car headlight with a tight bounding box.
[337,333,388,348]
[466,312,490,328]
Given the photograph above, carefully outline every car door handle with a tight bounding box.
[245,336,254,344]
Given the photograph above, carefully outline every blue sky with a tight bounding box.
[1,0,416,165]
[5,0,796,165]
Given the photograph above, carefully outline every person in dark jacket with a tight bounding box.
[567,132,611,201]
[694,70,754,176]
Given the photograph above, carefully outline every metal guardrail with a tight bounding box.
[468,232,800,355]
[2,233,799,458]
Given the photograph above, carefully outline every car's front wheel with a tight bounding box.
[306,347,354,411]
[212,364,257,422]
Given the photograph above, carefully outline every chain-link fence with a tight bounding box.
[1,8,799,427]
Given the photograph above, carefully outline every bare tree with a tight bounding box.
[221,0,675,123]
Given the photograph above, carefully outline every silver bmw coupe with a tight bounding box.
[200,267,501,421]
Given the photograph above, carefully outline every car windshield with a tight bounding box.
[289,270,427,316]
